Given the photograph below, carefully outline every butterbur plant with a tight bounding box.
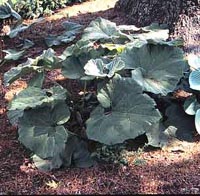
[4,17,190,171]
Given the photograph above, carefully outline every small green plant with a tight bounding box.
[0,2,83,67]
[0,2,22,64]
[8,0,86,19]
[4,17,192,171]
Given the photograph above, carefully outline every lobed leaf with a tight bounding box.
[86,74,161,145]
[18,102,70,159]
[121,44,186,95]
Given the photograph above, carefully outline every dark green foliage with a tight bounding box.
[11,0,85,19]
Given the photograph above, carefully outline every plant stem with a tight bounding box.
[0,59,6,67]
[82,80,87,108]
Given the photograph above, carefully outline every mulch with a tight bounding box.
[1,0,200,194]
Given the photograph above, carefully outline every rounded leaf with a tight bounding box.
[86,75,161,145]
[121,44,186,95]
[18,102,70,159]
[189,70,200,91]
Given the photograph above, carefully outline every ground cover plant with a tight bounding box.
[2,6,199,171]
[1,0,200,194]
[1,0,86,19]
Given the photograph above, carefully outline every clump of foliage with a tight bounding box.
[6,0,85,19]
[0,2,22,64]
[0,2,83,66]
[4,17,196,171]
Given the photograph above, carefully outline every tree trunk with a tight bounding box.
[115,0,200,54]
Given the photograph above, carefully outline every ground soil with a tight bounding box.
[1,0,200,194]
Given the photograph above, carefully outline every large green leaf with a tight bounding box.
[38,48,62,69]
[18,102,70,159]
[121,44,186,95]
[118,24,140,32]
[59,44,77,60]
[122,38,181,51]
[84,57,125,78]
[147,100,196,147]
[8,85,68,111]
[86,74,161,145]
[81,17,129,43]
[60,39,106,60]
[189,69,200,91]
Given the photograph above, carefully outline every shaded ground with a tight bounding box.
[115,0,200,54]
[1,0,200,194]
